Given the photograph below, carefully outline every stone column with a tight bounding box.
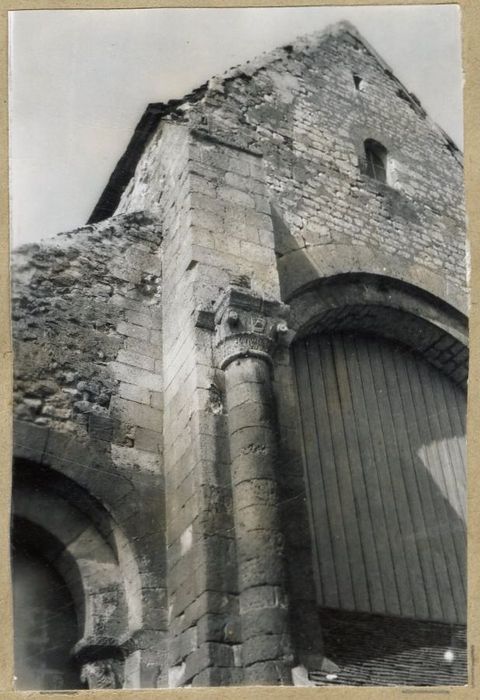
[215,286,294,685]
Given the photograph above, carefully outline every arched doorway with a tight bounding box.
[11,461,138,690]
[293,330,466,624]
[291,322,467,684]
[11,531,83,690]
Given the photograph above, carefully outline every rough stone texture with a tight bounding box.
[11,22,467,689]
[12,211,163,440]
[114,23,466,313]
[12,212,168,688]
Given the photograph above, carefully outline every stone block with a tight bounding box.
[149,329,163,346]
[150,391,164,410]
[226,155,251,177]
[134,427,162,453]
[125,309,162,330]
[235,479,279,511]
[224,171,252,192]
[196,613,241,645]
[182,591,238,632]
[12,420,49,462]
[231,447,277,485]
[237,533,285,574]
[170,575,198,620]
[184,642,234,682]
[125,336,163,360]
[119,382,150,404]
[117,350,155,372]
[241,607,289,640]
[192,209,223,233]
[111,444,162,474]
[242,634,286,667]
[109,362,163,392]
[88,413,114,442]
[111,396,163,432]
[236,503,280,533]
[141,587,169,630]
[192,667,244,686]
[244,660,292,685]
[228,400,273,435]
[239,585,286,614]
[117,321,150,341]
[169,625,198,666]
[239,552,285,589]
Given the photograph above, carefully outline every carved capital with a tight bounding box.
[80,659,124,689]
[214,287,292,370]
[73,635,133,690]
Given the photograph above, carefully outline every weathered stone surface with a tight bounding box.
[11,21,467,691]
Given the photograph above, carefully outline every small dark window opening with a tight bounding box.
[364,139,388,183]
[353,74,363,91]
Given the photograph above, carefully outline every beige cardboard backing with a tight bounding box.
[0,1,478,698]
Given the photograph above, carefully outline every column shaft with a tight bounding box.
[224,355,293,684]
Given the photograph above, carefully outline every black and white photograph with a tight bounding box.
[8,4,468,690]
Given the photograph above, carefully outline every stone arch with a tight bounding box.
[12,520,83,690]
[274,272,468,675]
[11,459,142,689]
[287,272,468,384]
[277,245,467,316]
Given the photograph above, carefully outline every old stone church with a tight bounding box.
[10,22,467,689]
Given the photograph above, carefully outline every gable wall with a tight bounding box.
[117,29,466,309]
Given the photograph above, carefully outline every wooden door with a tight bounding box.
[293,332,466,624]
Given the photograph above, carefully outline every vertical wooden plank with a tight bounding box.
[429,367,467,522]
[292,331,466,625]
[415,358,466,622]
[419,363,463,524]
[366,341,428,617]
[333,334,385,613]
[378,342,442,620]
[403,354,460,623]
[392,347,455,623]
[439,378,467,517]
[354,337,413,617]
[452,381,468,494]
[292,340,337,609]
[343,336,398,614]
[431,371,467,624]
[321,335,371,612]
[307,337,357,610]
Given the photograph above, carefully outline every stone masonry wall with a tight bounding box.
[12,22,467,689]
[110,25,467,682]
[151,125,240,687]
[12,212,168,687]
[117,24,466,312]
[151,122,296,685]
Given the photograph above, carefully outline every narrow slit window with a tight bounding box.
[353,74,363,91]
[364,139,388,183]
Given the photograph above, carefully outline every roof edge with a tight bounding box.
[88,21,462,225]
[88,21,352,224]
